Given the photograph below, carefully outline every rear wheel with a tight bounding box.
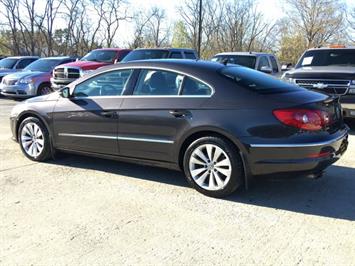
[37,84,52,96]
[18,117,51,161]
[183,136,243,198]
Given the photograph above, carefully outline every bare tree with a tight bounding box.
[130,7,170,48]
[285,0,347,48]
[0,0,21,54]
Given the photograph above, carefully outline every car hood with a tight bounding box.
[0,69,17,76]
[286,66,355,79]
[5,71,47,80]
[25,91,60,103]
[57,60,111,70]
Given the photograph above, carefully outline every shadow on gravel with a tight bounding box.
[50,154,189,188]
[49,154,355,221]
[228,165,355,221]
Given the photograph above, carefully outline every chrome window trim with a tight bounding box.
[58,133,174,144]
[250,132,347,148]
[70,66,215,98]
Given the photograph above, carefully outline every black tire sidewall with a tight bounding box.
[183,136,244,198]
[37,84,52,96]
[18,117,51,161]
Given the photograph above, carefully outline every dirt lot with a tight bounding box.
[0,97,354,266]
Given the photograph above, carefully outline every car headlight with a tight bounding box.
[281,73,295,83]
[17,77,34,84]
[80,69,93,77]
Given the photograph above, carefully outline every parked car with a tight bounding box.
[282,46,355,119]
[51,48,131,90]
[211,52,281,76]
[1,57,76,98]
[9,60,348,197]
[0,56,39,84]
[121,48,198,62]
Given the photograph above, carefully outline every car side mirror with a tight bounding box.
[260,66,273,74]
[114,59,119,64]
[60,87,71,98]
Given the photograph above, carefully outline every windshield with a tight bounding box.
[296,49,355,68]
[220,66,300,93]
[81,50,117,63]
[0,58,18,69]
[24,59,62,72]
[122,50,169,62]
[211,55,256,69]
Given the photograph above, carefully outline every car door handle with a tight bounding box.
[169,110,190,118]
[100,111,117,118]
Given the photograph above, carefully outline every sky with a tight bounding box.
[118,0,287,46]
[4,0,354,47]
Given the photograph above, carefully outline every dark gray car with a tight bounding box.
[9,60,348,198]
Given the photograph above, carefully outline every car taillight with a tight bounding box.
[273,109,331,131]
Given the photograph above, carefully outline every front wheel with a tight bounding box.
[18,117,51,161]
[183,136,244,198]
[37,84,52,96]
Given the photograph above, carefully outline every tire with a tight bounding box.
[183,136,244,198]
[18,117,51,161]
[37,84,52,96]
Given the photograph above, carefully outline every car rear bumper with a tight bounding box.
[244,129,349,176]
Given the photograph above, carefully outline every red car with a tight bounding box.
[51,48,131,90]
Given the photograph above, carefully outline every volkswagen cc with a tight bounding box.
[9,60,348,197]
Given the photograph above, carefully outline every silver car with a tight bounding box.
[1,57,75,98]
[0,56,39,84]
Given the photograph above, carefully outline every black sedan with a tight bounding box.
[9,60,348,198]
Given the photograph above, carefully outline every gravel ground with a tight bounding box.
[0,97,354,266]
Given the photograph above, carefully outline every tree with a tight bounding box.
[130,7,170,48]
[285,0,347,48]
[171,21,190,48]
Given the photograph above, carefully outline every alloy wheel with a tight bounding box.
[189,144,232,191]
[20,122,44,158]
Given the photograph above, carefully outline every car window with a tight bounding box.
[257,56,270,70]
[181,77,212,96]
[170,52,183,59]
[61,59,75,64]
[16,59,37,69]
[269,56,278,72]
[73,69,133,97]
[296,49,355,68]
[133,69,184,96]
[211,55,256,69]
[220,66,301,93]
[184,52,197,59]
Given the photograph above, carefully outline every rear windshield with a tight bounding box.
[296,49,355,68]
[211,55,256,69]
[24,59,63,72]
[220,66,300,93]
[0,58,18,69]
[122,50,169,62]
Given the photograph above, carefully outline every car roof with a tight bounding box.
[5,56,40,59]
[100,59,226,76]
[38,56,73,60]
[133,48,197,52]
[214,52,273,57]
[306,47,355,51]
[93,48,131,51]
